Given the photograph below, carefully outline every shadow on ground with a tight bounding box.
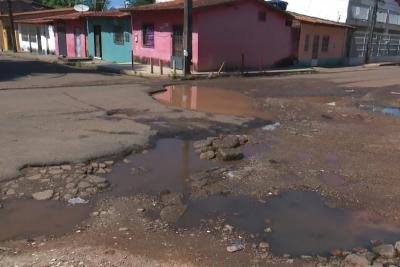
[0,59,114,82]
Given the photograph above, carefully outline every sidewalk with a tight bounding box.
[4,51,398,79]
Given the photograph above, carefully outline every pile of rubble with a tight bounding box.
[0,161,114,203]
[193,135,249,161]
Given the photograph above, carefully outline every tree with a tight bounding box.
[125,0,154,7]
[40,0,110,10]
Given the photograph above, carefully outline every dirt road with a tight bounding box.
[2,55,400,266]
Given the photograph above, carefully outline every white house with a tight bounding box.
[17,23,56,55]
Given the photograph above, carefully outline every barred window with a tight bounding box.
[114,26,124,45]
[322,35,330,52]
[304,34,310,52]
[142,24,154,48]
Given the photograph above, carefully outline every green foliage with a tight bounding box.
[40,0,110,10]
[125,0,154,7]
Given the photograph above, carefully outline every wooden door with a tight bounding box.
[93,25,102,58]
[171,25,183,70]
[311,35,320,66]
[57,23,67,56]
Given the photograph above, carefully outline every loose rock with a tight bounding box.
[341,254,370,267]
[373,244,395,258]
[32,190,54,201]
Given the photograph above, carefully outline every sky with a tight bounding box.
[285,0,349,22]
[108,0,350,23]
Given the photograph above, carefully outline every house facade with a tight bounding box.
[127,0,295,71]
[0,0,49,51]
[84,11,132,62]
[290,12,352,67]
[53,13,87,58]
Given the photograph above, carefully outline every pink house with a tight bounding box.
[53,13,87,58]
[289,12,352,67]
[127,0,295,71]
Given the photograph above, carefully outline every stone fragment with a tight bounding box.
[104,161,114,166]
[341,254,370,267]
[199,151,216,160]
[77,181,91,189]
[193,139,213,150]
[394,241,400,254]
[86,175,107,184]
[6,189,15,196]
[213,135,240,149]
[49,169,63,175]
[259,242,270,250]
[26,174,42,181]
[160,204,187,223]
[65,183,75,189]
[217,148,244,161]
[118,227,129,231]
[226,240,245,253]
[32,190,54,201]
[373,244,395,258]
[61,165,72,171]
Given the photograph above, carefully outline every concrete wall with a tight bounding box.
[196,0,293,71]
[87,17,132,63]
[131,10,199,68]
[297,23,347,66]
[55,19,86,58]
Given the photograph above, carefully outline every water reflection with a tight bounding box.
[153,84,270,119]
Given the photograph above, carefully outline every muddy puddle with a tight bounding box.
[152,84,270,119]
[177,191,400,256]
[106,138,268,196]
[0,199,91,242]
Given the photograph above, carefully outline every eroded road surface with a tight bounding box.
[1,54,400,266]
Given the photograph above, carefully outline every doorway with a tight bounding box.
[74,27,81,57]
[93,25,102,58]
[311,35,320,66]
[171,25,183,70]
[5,26,12,51]
[57,23,67,56]
[36,26,42,53]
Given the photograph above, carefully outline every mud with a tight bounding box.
[0,199,91,242]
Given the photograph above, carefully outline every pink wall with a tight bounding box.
[196,1,294,71]
[297,23,347,62]
[131,11,199,68]
[131,0,294,71]
[55,19,86,58]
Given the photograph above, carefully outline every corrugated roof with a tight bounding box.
[289,12,353,28]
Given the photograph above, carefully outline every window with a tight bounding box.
[377,10,388,23]
[114,26,124,45]
[258,11,266,22]
[351,5,370,20]
[304,34,310,52]
[322,35,330,52]
[142,24,154,48]
[124,32,130,43]
[389,13,400,25]
[21,33,29,42]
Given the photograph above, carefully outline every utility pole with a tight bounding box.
[365,0,379,64]
[183,0,192,76]
[6,0,17,52]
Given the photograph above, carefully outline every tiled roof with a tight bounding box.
[123,0,287,14]
[289,12,353,28]
[80,10,130,18]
